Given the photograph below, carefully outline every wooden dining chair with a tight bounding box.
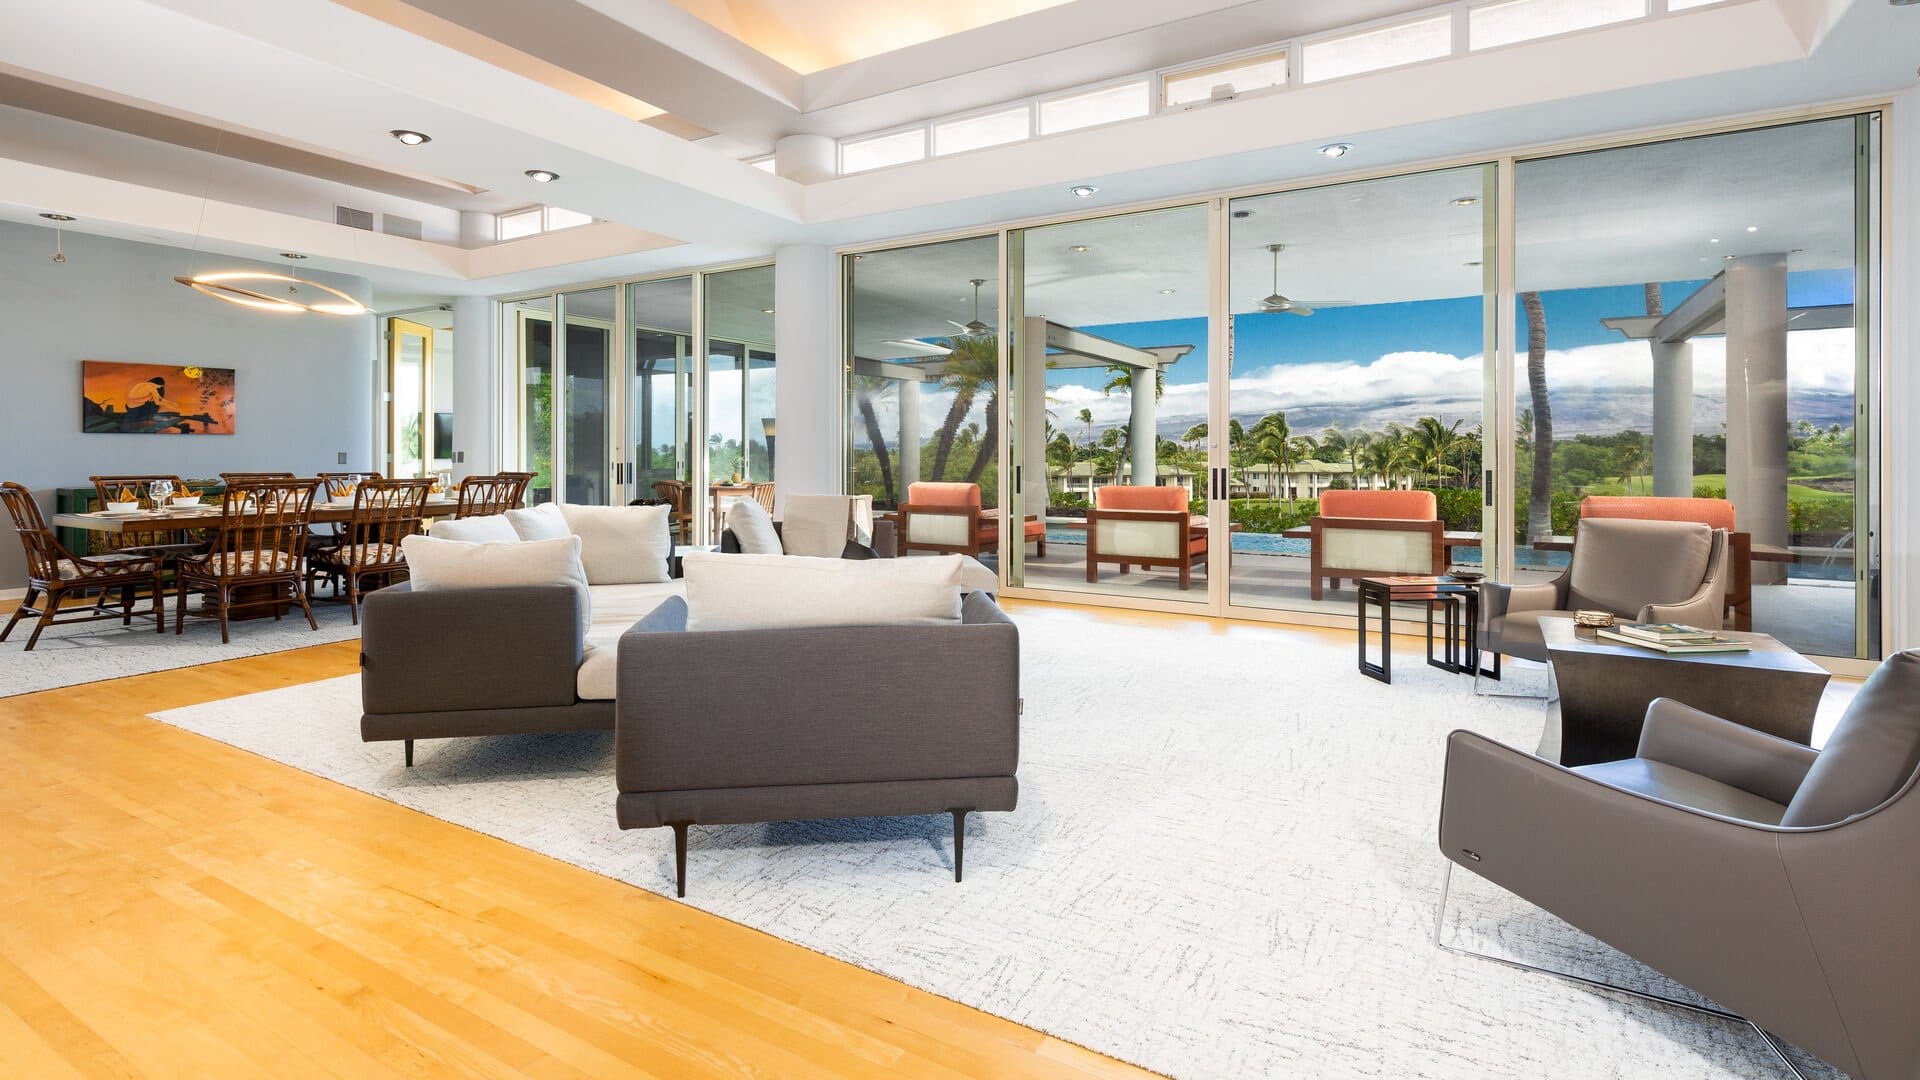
[652,479,692,542]
[307,478,431,623]
[87,473,205,563]
[454,472,532,517]
[175,478,319,643]
[311,471,384,548]
[219,471,296,483]
[751,482,776,513]
[1,482,165,650]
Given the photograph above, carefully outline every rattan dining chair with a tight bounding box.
[87,473,206,563]
[307,478,431,623]
[175,477,319,643]
[454,472,533,518]
[652,479,692,542]
[1,482,165,650]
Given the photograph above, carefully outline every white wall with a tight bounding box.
[0,221,375,589]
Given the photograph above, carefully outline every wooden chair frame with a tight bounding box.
[1307,516,1446,599]
[1084,508,1205,590]
[897,502,1047,560]
[87,473,206,563]
[175,478,320,643]
[454,472,531,518]
[307,478,431,623]
[652,480,693,542]
[2,482,165,649]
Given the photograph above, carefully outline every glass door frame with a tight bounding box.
[386,317,433,479]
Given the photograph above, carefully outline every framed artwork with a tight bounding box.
[82,361,235,435]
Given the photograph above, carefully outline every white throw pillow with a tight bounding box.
[680,551,964,631]
[557,503,671,585]
[506,501,571,542]
[725,497,783,555]
[430,514,518,544]
[401,535,590,638]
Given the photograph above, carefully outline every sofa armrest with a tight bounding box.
[615,594,1019,795]
[361,581,583,714]
[1481,579,1565,621]
[1637,698,1817,805]
[1641,580,1723,630]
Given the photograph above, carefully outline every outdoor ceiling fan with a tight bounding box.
[947,278,992,336]
[1258,244,1352,316]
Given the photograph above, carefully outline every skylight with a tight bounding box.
[935,107,1032,156]
[1470,0,1645,50]
[1163,50,1289,107]
[1039,81,1152,135]
[1302,15,1453,83]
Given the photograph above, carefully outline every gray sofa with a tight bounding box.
[614,591,1021,896]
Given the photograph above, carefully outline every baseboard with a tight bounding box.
[0,587,25,602]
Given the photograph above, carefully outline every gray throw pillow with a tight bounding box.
[1781,650,1920,826]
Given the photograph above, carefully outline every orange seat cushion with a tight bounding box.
[907,482,982,509]
[1581,496,1736,532]
[1319,489,1436,521]
[1096,485,1188,512]
[1023,519,1045,540]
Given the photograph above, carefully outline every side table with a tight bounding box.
[1356,576,1481,684]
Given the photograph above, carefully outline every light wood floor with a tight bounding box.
[0,601,1235,1080]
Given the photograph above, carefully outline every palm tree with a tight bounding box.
[1251,414,1314,507]
[1183,422,1208,451]
[852,375,897,505]
[1410,416,1466,487]
[929,335,995,482]
[1078,407,1095,453]
[1362,436,1409,491]
[1522,290,1553,541]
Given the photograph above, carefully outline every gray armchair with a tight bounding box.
[1482,518,1727,677]
[1437,649,1920,1079]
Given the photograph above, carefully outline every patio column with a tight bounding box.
[897,378,921,491]
[1725,253,1790,584]
[1650,340,1694,497]
[1020,317,1051,517]
[1129,367,1155,485]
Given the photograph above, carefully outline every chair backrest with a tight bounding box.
[1320,489,1437,521]
[1781,650,1920,827]
[220,472,296,483]
[1581,495,1737,532]
[1,482,67,582]
[751,482,776,512]
[907,481,983,510]
[1096,485,1188,512]
[455,473,528,518]
[206,478,317,577]
[344,478,432,562]
[652,480,691,516]
[90,474,188,508]
[1565,518,1716,617]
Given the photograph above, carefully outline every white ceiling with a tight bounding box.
[662,0,1077,74]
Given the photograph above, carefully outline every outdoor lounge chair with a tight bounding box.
[1308,489,1445,599]
[1084,485,1205,589]
[897,481,1044,559]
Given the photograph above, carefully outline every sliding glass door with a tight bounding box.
[557,286,615,506]
[629,276,695,499]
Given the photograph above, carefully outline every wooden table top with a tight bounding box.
[52,499,460,532]
[1528,535,1797,562]
[1281,526,1481,545]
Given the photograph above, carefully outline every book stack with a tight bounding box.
[1595,622,1751,655]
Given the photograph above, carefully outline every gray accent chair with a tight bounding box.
[614,592,1020,897]
[1480,517,1728,682]
[1437,649,1920,1079]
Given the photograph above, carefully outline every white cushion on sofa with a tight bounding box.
[680,551,963,631]
[400,535,590,637]
[725,497,782,554]
[430,514,518,543]
[576,581,687,700]
[506,501,572,542]
[557,503,671,585]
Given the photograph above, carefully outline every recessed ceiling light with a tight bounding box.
[1746,224,1759,232]
[525,169,560,183]
[1069,184,1098,198]
[389,129,431,146]
[1725,254,1736,260]
[1159,289,1176,295]
[1069,245,1089,253]
[1464,260,1482,267]
[1450,196,1479,207]
[1317,142,1353,159]
[279,252,307,260]
[852,254,865,261]
[1709,237,1720,243]
[39,212,75,222]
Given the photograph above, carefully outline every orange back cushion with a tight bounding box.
[1582,496,1735,532]
[908,481,982,509]
[1319,489,1437,521]
[1096,485,1187,512]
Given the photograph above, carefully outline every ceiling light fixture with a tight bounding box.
[1069,244,1089,253]
[761,307,774,315]
[1464,260,1482,267]
[389,129,431,146]
[1709,237,1721,244]
[955,279,991,336]
[39,212,75,222]
[1450,196,1479,207]
[1746,224,1759,232]
[173,270,367,316]
[279,252,307,260]
[1069,184,1098,198]
[1231,209,1254,219]
[1160,289,1176,295]
[525,169,560,183]
[1317,142,1353,158]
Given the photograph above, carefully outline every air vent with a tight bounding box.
[381,214,422,240]
[335,205,374,231]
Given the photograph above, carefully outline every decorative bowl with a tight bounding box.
[1573,609,1615,628]
[170,496,202,507]
[1447,571,1485,583]
[104,501,141,514]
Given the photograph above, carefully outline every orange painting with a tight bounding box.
[81,360,235,435]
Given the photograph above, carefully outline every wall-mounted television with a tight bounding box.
[433,412,453,460]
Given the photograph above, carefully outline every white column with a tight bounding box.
[1129,367,1156,485]
[1019,317,1050,517]
[1650,340,1694,497]
[772,244,839,512]
[897,378,921,492]
[1725,253,1790,584]
[774,135,836,184]
[449,295,497,479]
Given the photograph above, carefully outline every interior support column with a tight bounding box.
[449,295,497,479]
[897,378,921,491]
[772,245,839,511]
[1725,253,1790,584]
[1130,368,1156,486]
[1019,317,1050,518]
[1650,340,1694,498]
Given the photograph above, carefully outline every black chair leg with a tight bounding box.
[404,739,413,767]
[670,821,690,898]
[949,808,970,883]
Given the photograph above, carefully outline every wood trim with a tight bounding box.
[1085,508,1205,590]
[1307,516,1446,600]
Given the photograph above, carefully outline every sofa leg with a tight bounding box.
[404,739,413,768]
[949,808,969,883]
[670,821,690,898]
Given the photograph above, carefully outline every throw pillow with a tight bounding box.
[557,503,671,584]
[430,514,519,543]
[725,497,783,555]
[680,551,963,631]
[506,501,571,542]
[780,494,852,558]
[401,534,590,638]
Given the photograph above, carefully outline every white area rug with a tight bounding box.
[151,610,1844,1079]
[1,598,359,698]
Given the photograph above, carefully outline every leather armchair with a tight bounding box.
[1483,517,1727,668]
[1438,650,1920,1080]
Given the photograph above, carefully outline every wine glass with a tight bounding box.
[148,478,173,512]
